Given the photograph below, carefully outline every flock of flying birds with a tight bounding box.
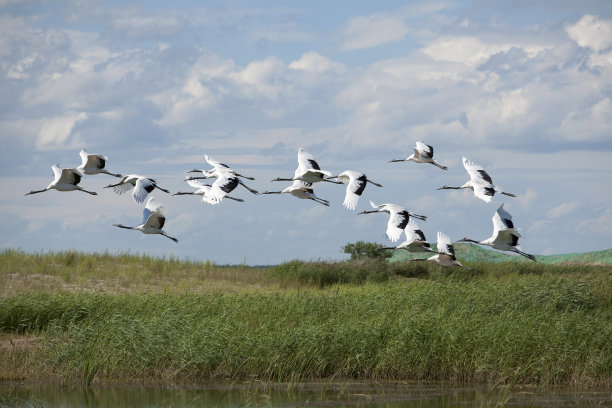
[25,141,536,266]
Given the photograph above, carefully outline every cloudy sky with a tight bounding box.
[2,0,611,265]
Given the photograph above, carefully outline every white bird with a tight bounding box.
[325,170,382,210]
[458,204,535,261]
[437,157,515,202]
[25,165,97,196]
[262,180,330,206]
[271,147,342,185]
[113,197,178,243]
[188,154,255,180]
[389,141,447,170]
[173,179,245,204]
[77,148,122,177]
[380,219,435,253]
[186,169,259,200]
[358,201,427,242]
[104,174,170,204]
[411,231,468,268]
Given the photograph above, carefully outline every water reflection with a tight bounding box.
[1,381,610,407]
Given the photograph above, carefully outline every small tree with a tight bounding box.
[342,241,391,260]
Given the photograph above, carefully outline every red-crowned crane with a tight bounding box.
[326,170,382,210]
[271,147,342,185]
[173,179,245,204]
[358,201,427,242]
[437,157,515,202]
[77,148,122,177]
[411,231,470,268]
[25,165,97,196]
[458,203,535,261]
[389,141,447,170]
[188,154,255,180]
[262,180,329,206]
[104,174,170,204]
[113,197,178,243]
[380,219,435,253]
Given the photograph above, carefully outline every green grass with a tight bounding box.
[1,249,611,388]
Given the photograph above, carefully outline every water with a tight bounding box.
[1,381,610,407]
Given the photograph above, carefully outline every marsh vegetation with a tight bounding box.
[1,249,610,388]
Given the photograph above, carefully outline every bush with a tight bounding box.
[342,241,391,260]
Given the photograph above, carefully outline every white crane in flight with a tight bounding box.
[113,197,178,243]
[25,165,97,196]
[262,180,330,206]
[104,175,170,204]
[458,204,535,261]
[188,154,255,180]
[77,148,122,177]
[186,168,259,200]
[358,201,427,242]
[271,147,342,185]
[411,231,469,268]
[389,141,447,170]
[326,170,382,210]
[173,179,245,204]
[380,219,435,253]
[437,157,515,203]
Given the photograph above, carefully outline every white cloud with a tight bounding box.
[341,13,409,51]
[546,202,579,219]
[423,36,546,66]
[36,112,87,150]
[289,52,346,74]
[565,14,612,52]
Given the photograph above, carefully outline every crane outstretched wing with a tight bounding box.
[462,157,493,185]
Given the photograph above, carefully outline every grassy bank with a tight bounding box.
[1,250,611,388]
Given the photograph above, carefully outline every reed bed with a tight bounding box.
[1,249,610,388]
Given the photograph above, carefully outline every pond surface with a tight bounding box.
[1,381,610,407]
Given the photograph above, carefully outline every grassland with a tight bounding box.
[1,249,611,388]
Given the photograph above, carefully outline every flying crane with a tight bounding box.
[25,165,97,196]
[437,157,515,202]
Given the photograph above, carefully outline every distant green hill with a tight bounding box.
[389,243,612,265]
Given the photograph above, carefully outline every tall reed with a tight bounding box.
[1,250,610,387]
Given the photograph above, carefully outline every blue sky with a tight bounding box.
[1,0,611,265]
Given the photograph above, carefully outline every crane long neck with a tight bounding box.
[460,237,480,244]
[25,188,48,195]
[113,224,135,230]
[100,170,122,177]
